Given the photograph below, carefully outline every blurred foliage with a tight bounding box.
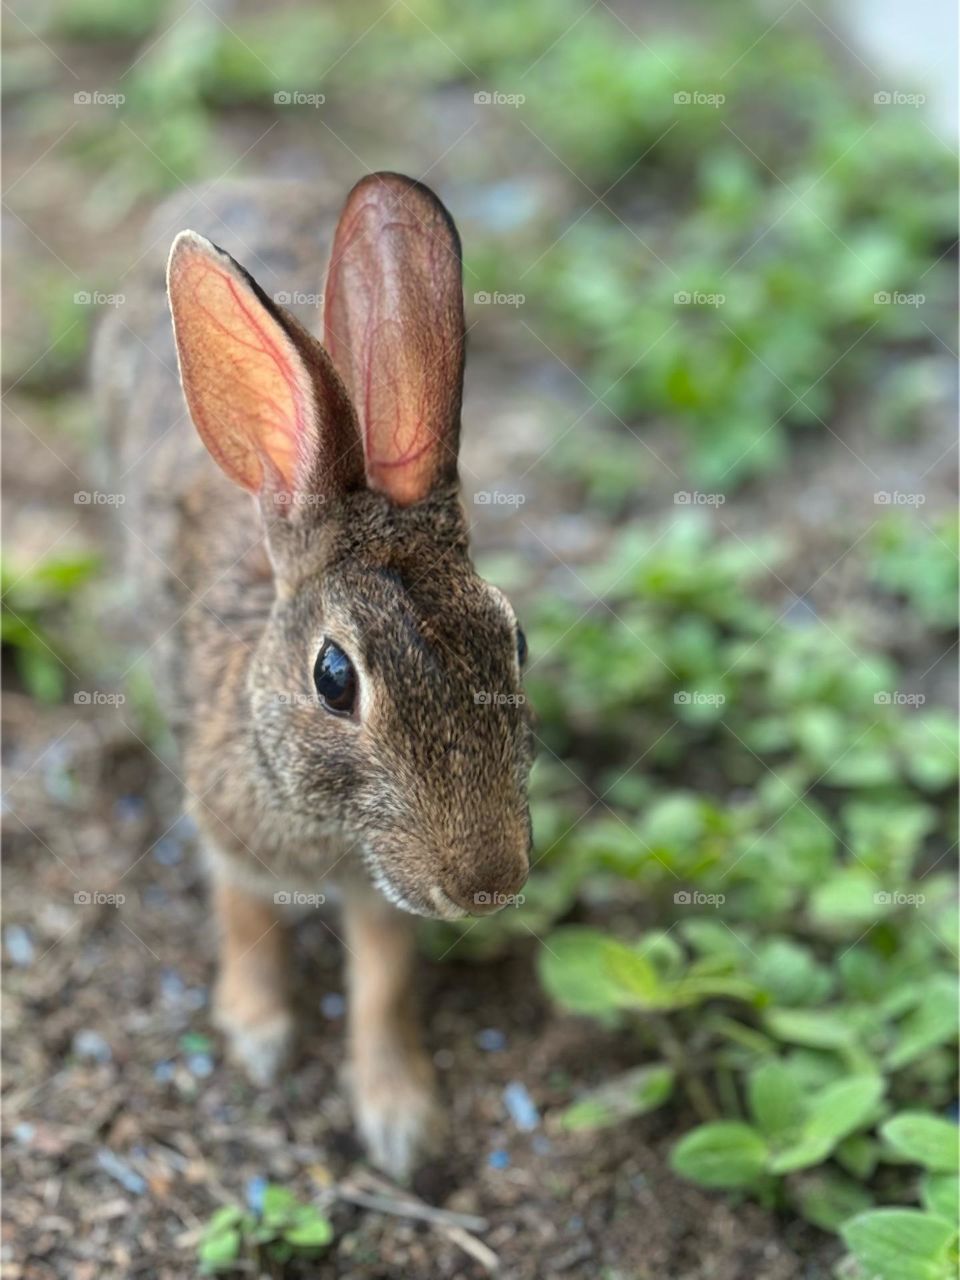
[197,1184,333,1274]
[1,553,101,702]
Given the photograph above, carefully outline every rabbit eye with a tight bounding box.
[516,626,528,667]
[313,639,357,715]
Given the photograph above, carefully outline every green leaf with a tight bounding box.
[538,928,625,1015]
[670,1122,769,1189]
[887,978,960,1070]
[198,1227,242,1273]
[922,1173,959,1222]
[791,1169,874,1232]
[882,1114,960,1172]
[559,1064,674,1131]
[283,1213,334,1249]
[261,1184,300,1225]
[841,1209,958,1280]
[764,1007,856,1050]
[747,1060,804,1141]
[769,1076,884,1174]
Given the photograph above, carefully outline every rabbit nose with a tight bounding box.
[443,853,529,916]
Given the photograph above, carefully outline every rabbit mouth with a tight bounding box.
[368,859,468,920]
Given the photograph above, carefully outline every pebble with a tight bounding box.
[14,1123,35,1145]
[475,1028,507,1052]
[114,796,145,824]
[152,837,183,866]
[320,992,345,1019]
[5,925,35,967]
[488,1149,511,1170]
[96,1149,147,1196]
[153,1061,176,1084]
[246,1176,267,1214]
[187,1053,215,1078]
[72,1029,112,1063]
[503,1081,540,1131]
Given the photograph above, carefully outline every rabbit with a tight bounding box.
[94,172,534,1178]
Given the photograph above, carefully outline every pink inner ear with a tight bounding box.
[324,177,463,506]
[169,239,315,497]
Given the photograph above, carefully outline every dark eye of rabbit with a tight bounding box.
[516,626,528,667]
[313,640,358,715]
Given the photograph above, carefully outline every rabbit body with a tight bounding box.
[95,174,533,1176]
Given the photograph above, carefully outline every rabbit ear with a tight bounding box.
[323,173,465,506]
[167,231,363,515]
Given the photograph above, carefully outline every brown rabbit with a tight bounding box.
[94,172,534,1177]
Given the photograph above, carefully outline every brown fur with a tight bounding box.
[93,174,534,1176]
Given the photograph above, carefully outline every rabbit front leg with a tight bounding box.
[343,887,444,1179]
[212,876,296,1087]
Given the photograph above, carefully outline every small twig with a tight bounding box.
[649,1013,719,1120]
[337,1170,499,1274]
[337,1181,487,1233]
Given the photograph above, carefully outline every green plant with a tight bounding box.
[198,1185,333,1274]
[1,553,100,702]
[521,515,957,1270]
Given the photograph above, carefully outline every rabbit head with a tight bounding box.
[167,173,533,920]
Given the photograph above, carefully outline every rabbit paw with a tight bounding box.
[353,1054,445,1180]
[215,1002,296,1088]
